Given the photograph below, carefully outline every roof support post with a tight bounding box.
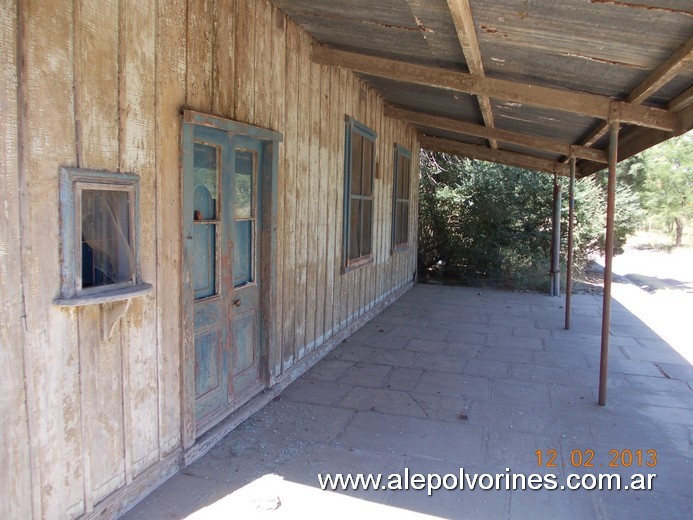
[550,172,562,297]
[598,120,620,406]
[564,156,576,329]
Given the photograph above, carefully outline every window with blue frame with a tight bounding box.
[392,145,411,250]
[343,117,377,269]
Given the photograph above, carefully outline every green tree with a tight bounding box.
[640,132,693,246]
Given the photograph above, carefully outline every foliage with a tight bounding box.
[639,132,693,245]
[418,151,643,290]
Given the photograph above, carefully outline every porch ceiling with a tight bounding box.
[270,0,693,176]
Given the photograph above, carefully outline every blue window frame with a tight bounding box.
[343,117,377,270]
[392,145,411,251]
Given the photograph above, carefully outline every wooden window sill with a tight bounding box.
[54,282,153,307]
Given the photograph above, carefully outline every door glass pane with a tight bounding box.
[192,142,219,299]
[233,220,253,287]
[193,223,216,299]
[193,144,218,220]
[235,150,254,219]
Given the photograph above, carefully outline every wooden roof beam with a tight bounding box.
[312,45,677,131]
[387,105,608,163]
[669,85,693,112]
[446,0,497,149]
[420,135,570,176]
[580,35,693,147]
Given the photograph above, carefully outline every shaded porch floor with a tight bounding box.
[124,284,693,519]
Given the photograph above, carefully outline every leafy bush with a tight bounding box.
[418,151,642,290]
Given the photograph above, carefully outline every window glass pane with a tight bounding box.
[235,150,254,219]
[401,156,410,199]
[362,138,373,197]
[234,220,253,287]
[193,223,216,299]
[81,189,133,288]
[361,199,372,256]
[193,143,218,220]
[349,199,361,261]
[350,132,363,196]
[396,201,409,245]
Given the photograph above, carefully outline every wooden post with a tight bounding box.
[550,172,562,296]
[599,121,619,406]
[565,156,576,329]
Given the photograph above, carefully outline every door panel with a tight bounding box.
[228,135,263,405]
[184,127,265,434]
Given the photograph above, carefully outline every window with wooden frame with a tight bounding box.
[56,167,150,304]
[343,117,377,270]
[392,145,411,251]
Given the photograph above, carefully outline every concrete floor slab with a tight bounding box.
[123,285,693,520]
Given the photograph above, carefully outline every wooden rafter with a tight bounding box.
[420,135,570,176]
[669,85,693,112]
[312,45,677,131]
[387,105,608,163]
[580,36,693,147]
[446,0,497,149]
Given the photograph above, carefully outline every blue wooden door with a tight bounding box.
[183,127,264,433]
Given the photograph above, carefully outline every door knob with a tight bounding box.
[233,299,242,307]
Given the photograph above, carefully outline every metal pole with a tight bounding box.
[565,156,576,329]
[553,180,562,296]
[598,121,619,406]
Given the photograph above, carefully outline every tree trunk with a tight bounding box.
[674,218,683,246]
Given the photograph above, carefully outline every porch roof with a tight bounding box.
[270,0,693,176]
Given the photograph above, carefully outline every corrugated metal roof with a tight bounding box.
[271,0,693,175]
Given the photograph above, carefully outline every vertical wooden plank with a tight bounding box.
[233,0,255,123]
[73,0,125,507]
[303,59,320,351]
[332,67,346,332]
[269,5,286,376]
[119,0,159,479]
[293,31,310,359]
[281,20,298,370]
[186,0,213,113]
[323,67,337,339]
[253,0,270,128]
[19,0,84,516]
[0,2,32,518]
[156,0,186,455]
[314,64,329,345]
[215,0,235,118]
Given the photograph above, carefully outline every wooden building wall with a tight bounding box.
[0,0,418,518]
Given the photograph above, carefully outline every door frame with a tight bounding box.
[180,110,283,448]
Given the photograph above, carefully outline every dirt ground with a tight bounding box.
[588,232,693,364]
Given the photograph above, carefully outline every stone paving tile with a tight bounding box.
[533,351,590,369]
[412,352,468,373]
[405,338,449,353]
[476,345,534,363]
[303,359,354,381]
[622,345,690,364]
[281,378,353,406]
[408,392,470,423]
[384,367,424,391]
[414,371,491,400]
[464,359,511,378]
[491,378,551,406]
[339,363,393,388]
[338,387,427,418]
[511,363,571,384]
[335,410,486,463]
[513,326,553,339]
[486,333,544,350]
